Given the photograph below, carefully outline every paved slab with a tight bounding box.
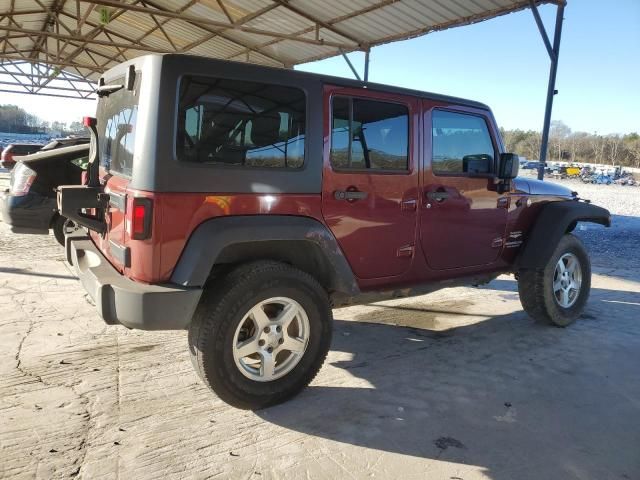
[0,221,639,480]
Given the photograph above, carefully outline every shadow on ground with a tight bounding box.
[0,267,77,280]
[258,278,640,480]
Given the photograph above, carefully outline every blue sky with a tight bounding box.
[297,0,640,135]
[2,0,638,134]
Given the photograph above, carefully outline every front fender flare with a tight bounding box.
[517,201,611,269]
[170,215,359,296]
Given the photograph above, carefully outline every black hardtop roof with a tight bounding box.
[173,54,491,110]
[114,53,491,111]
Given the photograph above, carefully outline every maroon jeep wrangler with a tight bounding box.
[58,54,610,409]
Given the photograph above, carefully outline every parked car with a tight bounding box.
[58,54,610,410]
[522,160,542,170]
[1,143,44,169]
[565,166,581,177]
[592,174,612,185]
[1,144,88,245]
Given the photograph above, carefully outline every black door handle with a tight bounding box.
[334,190,368,201]
[426,191,449,201]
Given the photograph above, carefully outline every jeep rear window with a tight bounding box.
[177,76,305,168]
[96,72,141,177]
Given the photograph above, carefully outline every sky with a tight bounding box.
[1,0,638,135]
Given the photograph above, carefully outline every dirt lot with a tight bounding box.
[1,176,639,480]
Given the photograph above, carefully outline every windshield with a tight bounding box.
[96,71,141,177]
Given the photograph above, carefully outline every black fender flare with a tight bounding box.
[516,200,611,269]
[170,215,360,296]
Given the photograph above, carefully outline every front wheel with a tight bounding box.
[517,234,591,327]
[188,261,332,409]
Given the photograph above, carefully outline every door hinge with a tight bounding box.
[401,199,417,211]
[397,244,414,258]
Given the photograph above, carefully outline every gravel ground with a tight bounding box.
[545,177,640,272]
[546,177,640,217]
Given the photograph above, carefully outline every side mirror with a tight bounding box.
[463,154,492,176]
[498,153,519,179]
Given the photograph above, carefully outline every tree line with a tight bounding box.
[501,121,640,168]
[0,104,84,135]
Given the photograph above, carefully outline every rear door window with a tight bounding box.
[177,76,306,168]
[331,96,409,171]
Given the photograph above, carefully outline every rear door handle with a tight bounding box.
[334,190,368,201]
[426,191,449,202]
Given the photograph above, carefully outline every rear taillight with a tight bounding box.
[130,197,153,240]
[10,163,37,196]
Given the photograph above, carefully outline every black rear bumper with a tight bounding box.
[66,235,202,330]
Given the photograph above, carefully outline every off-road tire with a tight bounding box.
[188,261,332,409]
[518,234,591,327]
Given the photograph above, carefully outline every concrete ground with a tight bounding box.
[1,184,639,479]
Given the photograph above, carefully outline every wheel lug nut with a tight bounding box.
[258,339,265,346]
[267,347,273,353]
[264,326,270,333]
[276,326,282,332]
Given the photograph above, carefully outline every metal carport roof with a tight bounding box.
[0,0,566,180]
[1,0,559,98]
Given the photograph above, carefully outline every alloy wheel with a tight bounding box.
[232,297,310,382]
[553,253,582,308]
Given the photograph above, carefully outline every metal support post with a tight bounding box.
[531,0,565,181]
[340,49,361,81]
[364,50,370,83]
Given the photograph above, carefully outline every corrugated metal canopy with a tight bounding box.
[0,0,558,98]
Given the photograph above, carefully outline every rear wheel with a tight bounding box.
[518,234,591,327]
[188,261,332,409]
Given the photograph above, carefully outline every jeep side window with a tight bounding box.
[431,110,495,175]
[177,76,305,168]
[331,96,409,171]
